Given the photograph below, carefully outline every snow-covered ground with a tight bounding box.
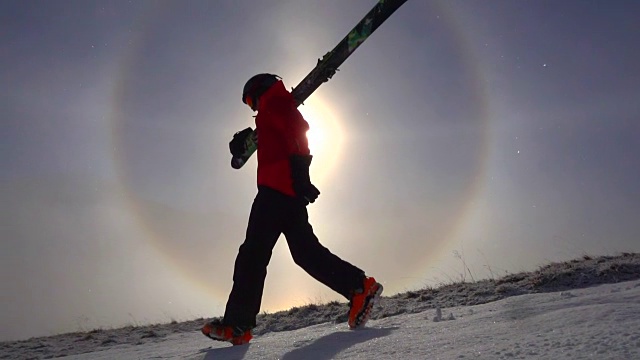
[52,280,640,359]
[3,254,640,359]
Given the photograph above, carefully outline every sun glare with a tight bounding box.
[298,98,344,184]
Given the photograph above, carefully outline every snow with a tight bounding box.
[5,279,639,359]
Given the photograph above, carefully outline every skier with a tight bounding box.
[202,73,383,345]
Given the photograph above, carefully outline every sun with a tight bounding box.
[305,122,326,154]
[298,97,344,184]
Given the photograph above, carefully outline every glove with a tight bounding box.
[290,154,320,205]
[229,127,254,157]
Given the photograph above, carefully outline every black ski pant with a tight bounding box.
[223,186,365,328]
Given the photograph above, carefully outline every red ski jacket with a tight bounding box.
[255,80,310,197]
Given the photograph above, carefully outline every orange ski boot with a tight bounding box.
[201,319,253,345]
[348,276,383,329]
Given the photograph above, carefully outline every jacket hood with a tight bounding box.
[257,80,292,111]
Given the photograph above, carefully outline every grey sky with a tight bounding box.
[2,0,639,341]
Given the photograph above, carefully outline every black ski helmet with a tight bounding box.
[242,73,280,111]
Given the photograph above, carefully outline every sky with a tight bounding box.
[2,0,639,341]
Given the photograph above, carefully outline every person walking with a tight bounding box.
[201,74,382,345]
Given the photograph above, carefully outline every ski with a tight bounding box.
[231,0,409,169]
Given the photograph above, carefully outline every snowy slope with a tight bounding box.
[3,254,640,359]
[60,280,640,359]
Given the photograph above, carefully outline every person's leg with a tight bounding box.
[223,188,283,328]
[282,200,365,299]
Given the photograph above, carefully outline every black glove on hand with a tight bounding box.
[290,154,320,205]
[229,127,254,157]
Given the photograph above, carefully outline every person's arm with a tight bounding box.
[266,97,310,156]
[283,106,319,204]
